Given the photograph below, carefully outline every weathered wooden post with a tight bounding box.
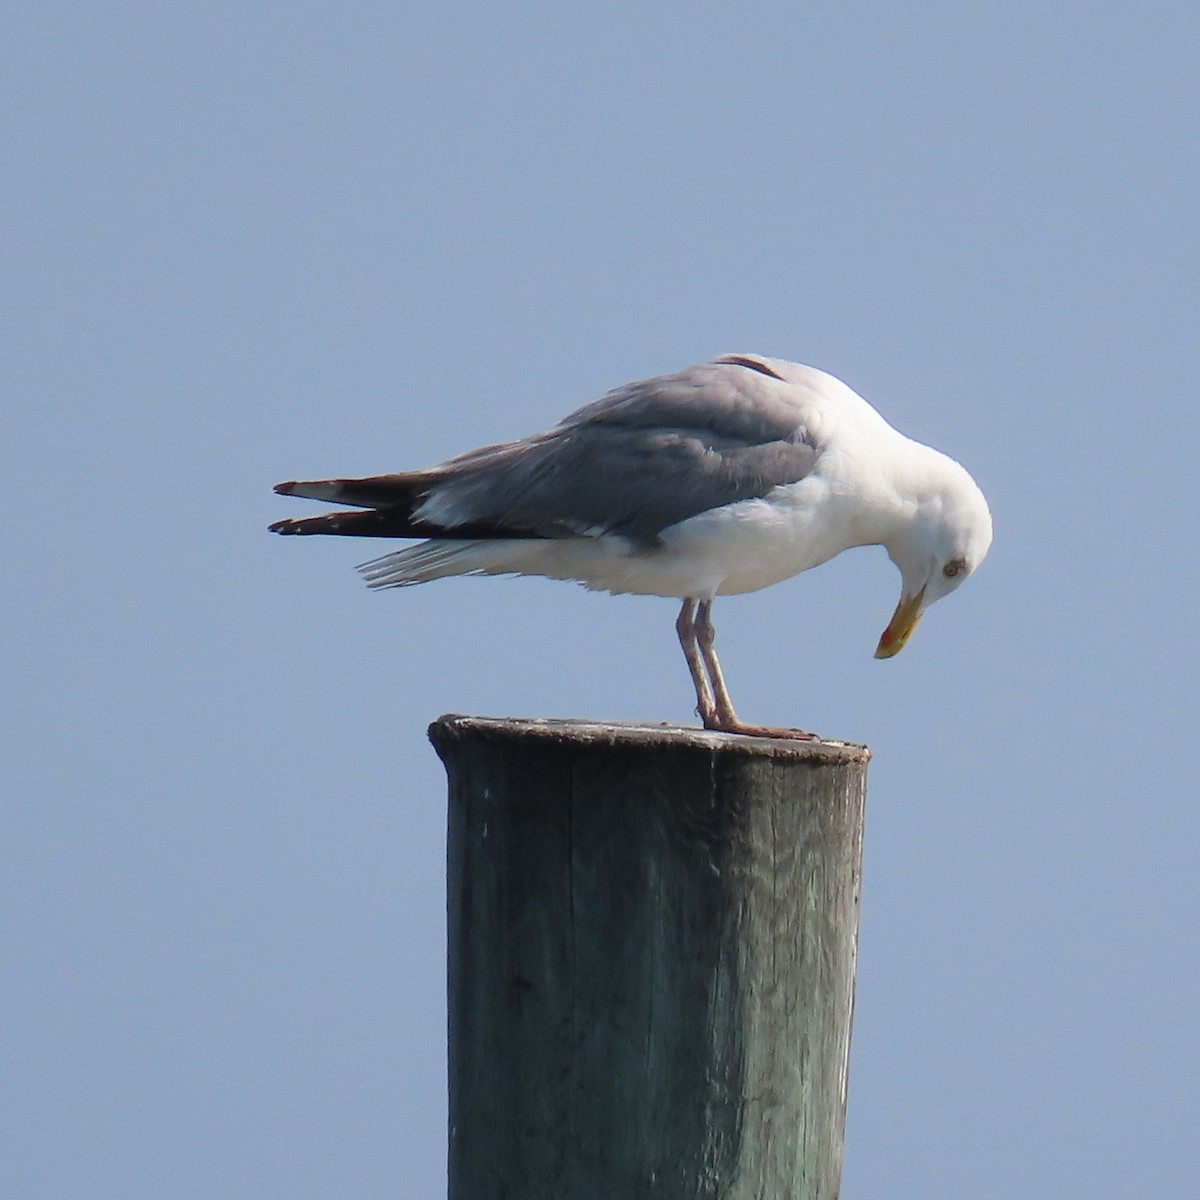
[429,715,869,1200]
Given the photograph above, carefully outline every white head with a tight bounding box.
[875,453,993,658]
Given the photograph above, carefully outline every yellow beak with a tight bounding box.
[874,586,926,659]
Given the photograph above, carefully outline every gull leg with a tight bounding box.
[695,600,817,741]
[676,598,717,726]
[694,600,740,729]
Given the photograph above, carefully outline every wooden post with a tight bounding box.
[429,715,869,1200]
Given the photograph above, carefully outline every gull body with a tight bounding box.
[270,354,992,735]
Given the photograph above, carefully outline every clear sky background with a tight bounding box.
[5,3,1198,1197]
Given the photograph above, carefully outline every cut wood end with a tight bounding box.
[427,713,871,762]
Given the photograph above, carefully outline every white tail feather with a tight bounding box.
[357,540,499,588]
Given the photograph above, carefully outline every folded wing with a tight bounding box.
[269,357,826,544]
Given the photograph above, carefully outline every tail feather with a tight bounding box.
[357,541,497,588]
[274,474,426,510]
[269,508,423,537]
[270,471,549,540]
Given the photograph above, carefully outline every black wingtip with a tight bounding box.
[268,518,299,534]
[273,481,298,496]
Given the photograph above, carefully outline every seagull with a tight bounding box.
[270,354,992,737]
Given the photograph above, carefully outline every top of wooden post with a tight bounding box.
[428,714,870,764]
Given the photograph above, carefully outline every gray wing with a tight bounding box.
[420,358,825,543]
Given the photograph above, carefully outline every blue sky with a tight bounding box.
[5,4,1199,1197]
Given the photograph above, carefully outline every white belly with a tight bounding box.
[500,480,862,599]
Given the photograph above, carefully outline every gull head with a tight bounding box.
[875,452,992,659]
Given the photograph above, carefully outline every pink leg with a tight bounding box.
[694,600,817,740]
[676,599,717,726]
[694,600,741,729]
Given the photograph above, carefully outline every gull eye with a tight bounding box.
[943,558,966,579]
